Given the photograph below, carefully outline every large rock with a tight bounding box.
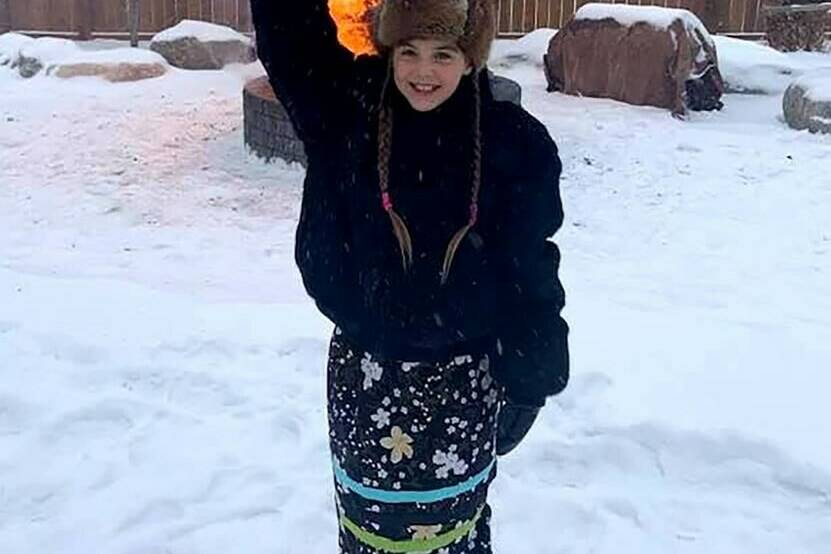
[1,35,169,81]
[783,69,831,134]
[52,62,167,82]
[712,35,807,95]
[244,76,308,166]
[49,48,168,82]
[2,35,78,77]
[150,19,256,70]
[0,32,34,67]
[544,3,724,115]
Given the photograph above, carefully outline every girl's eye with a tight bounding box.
[399,49,417,58]
[434,52,455,63]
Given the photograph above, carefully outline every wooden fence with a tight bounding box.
[495,0,779,35]
[3,0,252,39]
[0,0,788,39]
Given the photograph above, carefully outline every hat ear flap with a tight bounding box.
[459,0,496,70]
[368,3,388,56]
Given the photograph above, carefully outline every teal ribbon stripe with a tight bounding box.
[333,459,495,504]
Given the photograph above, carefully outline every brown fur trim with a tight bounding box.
[372,0,495,69]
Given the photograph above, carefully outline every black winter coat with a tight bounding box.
[251,0,569,407]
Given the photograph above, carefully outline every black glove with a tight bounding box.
[496,399,541,456]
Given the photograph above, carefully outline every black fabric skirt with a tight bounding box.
[327,328,504,554]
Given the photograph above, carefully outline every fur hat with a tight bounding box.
[373,0,496,70]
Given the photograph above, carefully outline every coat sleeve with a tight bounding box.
[294,163,366,337]
[492,118,570,407]
[250,0,365,146]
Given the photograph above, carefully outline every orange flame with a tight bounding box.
[329,0,382,56]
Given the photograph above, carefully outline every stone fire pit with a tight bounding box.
[243,77,307,166]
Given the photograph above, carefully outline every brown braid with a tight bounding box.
[440,72,482,284]
[377,60,414,270]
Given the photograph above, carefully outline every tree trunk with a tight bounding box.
[128,0,141,47]
[76,0,93,40]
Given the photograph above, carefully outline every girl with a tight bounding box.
[251,0,569,552]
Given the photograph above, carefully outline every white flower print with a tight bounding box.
[432,449,469,479]
[401,362,419,372]
[380,426,414,464]
[361,354,383,390]
[370,407,391,429]
[409,524,442,540]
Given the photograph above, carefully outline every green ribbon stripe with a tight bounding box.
[340,507,483,553]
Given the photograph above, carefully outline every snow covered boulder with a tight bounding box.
[712,36,807,94]
[490,28,558,69]
[783,69,831,134]
[14,36,81,77]
[0,32,34,68]
[1,36,168,82]
[49,48,168,82]
[150,20,256,70]
[52,62,166,82]
[544,4,724,115]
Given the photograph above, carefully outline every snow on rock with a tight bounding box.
[574,2,713,47]
[60,47,168,66]
[490,29,558,69]
[150,20,256,70]
[13,37,81,77]
[794,67,831,102]
[152,19,252,44]
[0,32,35,67]
[713,35,808,94]
[783,68,831,133]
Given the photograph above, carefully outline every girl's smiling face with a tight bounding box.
[392,39,472,112]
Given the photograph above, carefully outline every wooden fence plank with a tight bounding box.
[550,0,563,28]
[0,0,10,33]
[743,0,759,33]
[535,0,549,28]
[238,0,252,32]
[498,0,512,33]
[510,0,523,32]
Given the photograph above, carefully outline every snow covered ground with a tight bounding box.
[1,35,831,554]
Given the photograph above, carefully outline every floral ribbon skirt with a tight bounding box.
[327,328,504,554]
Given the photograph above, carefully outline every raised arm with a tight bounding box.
[250,0,366,146]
